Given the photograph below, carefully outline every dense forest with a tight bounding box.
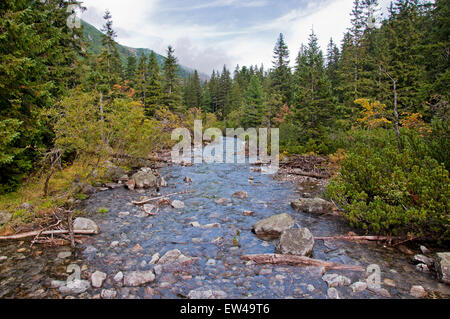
[0,0,448,241]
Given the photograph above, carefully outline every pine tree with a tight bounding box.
[326,38,341,93]
[293,31,333,140]
[0,0,83,191]
[162,46,182,111]
[125,56,137,84]
[145,51,163,116]
[243,76,265,128]
[135,53,148,108]
[98,10,122,89]
[270,33,292,104]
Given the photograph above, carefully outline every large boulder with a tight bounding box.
[436,252,450,284]
[275,227,314,256]
[73,217,100,234]
[0,212,12,226]
[291,198,334,215]
[252,213,294,240]
[73,182,96,196]
[131,168,158,189]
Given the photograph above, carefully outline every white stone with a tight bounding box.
[91,271,107,288]
[113,271,123,283]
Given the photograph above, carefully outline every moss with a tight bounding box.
[96,207,109,214]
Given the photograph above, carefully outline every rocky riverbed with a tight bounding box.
[0,139,449,299]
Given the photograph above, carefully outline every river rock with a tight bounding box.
[160,177,168,187]
[252,213,294,240]
[132,168,158,189]
[123,270,155,287]
[187,287,227,299]
[59,279,91,295]
[232,191,248,199]
[413,254,434,267]
[171,200,185,209]
[91,271,107,288]
[73,217,100,234]
[57,251,72,259]
[103,162,126,182]
[184,176,192,183]
[143,204,156,215]
[190,221,201,228]
[410,285,427,298]
[350,281,367,293]
[275,227,314,256]
[149,253,160,264]
[113,271,123,283]
[125,179,135,190]
[73,182,96,196]
[322,274,351,288]
[243,210,255,216]
[215,198,228,205]
[327,288,340,299]
[291,198,334,215]
[420,245,430,254]
[0,212,12,225]
[436,252,450,284]
[101,289,117,299]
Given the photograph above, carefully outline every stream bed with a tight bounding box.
[1,138,449,299]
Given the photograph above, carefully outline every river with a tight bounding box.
[0,137,449,299]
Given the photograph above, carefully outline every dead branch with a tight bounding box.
[132,190,194,205]
[241,254,365,272]
[0,229,97,240]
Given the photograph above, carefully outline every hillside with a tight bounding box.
[81,20,208,81]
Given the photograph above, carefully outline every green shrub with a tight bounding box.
[326,128,450,241]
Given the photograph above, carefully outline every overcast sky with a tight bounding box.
[79,0,392,75]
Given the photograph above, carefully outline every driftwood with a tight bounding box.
[132,190,194,205]
[0,229,97,240]
[241,254,365,272]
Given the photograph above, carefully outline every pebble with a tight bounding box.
[110,241,120,248]
[206,259,216,266]
[119,212,130,217]
[0,256,8,262]
[383,278,396,287]
[113,271,124,283]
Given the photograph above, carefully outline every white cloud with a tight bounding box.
[79,0,396,75]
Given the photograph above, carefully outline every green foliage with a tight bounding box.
[326,128,450,241]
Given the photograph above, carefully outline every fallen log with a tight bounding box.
[241,254,365,272]
[288,168,329,179]
[0,229,97,240]
[132,190,194,205]
[315,235,404,242]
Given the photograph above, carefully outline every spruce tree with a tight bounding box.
[243,76,265,128]
[162,46,182,111]
[270,33,292,104]
[145,51,163,116]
